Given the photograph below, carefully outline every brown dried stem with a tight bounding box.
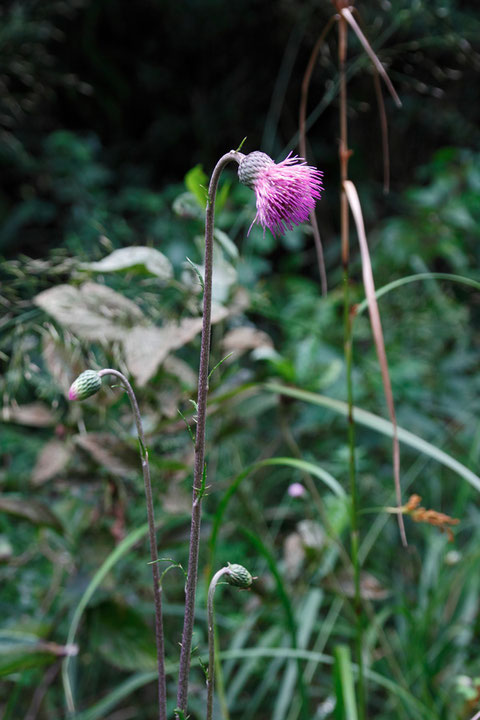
[299,16,335,295]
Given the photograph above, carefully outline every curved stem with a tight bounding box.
[176,150,244,717]
[98,368,167,720]
[206,567,230,720]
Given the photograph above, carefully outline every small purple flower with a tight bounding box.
[238,151,323,237]
[288,482,306,499]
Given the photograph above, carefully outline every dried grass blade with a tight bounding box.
[343,179,407,546]
[340,8,402,108]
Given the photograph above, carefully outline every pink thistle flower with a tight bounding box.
[238,151,323,237]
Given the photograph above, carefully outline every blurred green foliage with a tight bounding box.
[1,0,480,718]
[1,142,480,718]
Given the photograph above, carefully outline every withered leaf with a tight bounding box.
[34,282,145,343]
[32,440,70,486]
[74,432,140,477]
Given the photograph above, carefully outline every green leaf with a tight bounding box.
[215,180,231,214]
[72,671,157,720]
[185,164,208,208]
[0,641,52,676]
[89,601,157,672]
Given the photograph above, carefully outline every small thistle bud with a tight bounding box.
[68,370,102,401]
[238,151,274,188]
[225,562,253,589]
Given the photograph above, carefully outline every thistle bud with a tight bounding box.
[225,563,253,589]
[68,370,102,401]
[238,151,274,188]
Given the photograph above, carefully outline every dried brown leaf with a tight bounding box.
[42,333,79,394]
[221,326,273,357]
[123,304,229,386]
[34,283,145,343]
[74,433,140,477]
[0,496,62,530]
[2,403,55,427]
[328,569,390,600]
[32,440,71,486]
[284,532,305,581]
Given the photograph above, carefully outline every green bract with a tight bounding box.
[68,370,102,401]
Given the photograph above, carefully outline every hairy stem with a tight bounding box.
[98,369,166,720]
[176,150,244,717]
[337,15,366,720]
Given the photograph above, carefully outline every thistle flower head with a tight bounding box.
[68,370,102,401]
[238,150,323,237]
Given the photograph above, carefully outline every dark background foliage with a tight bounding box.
[2,0,480,256]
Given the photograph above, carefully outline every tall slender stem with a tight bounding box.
[206,567,229,720]
[299,15,335,296]
[98,369,167,720]
[337,13,366,720]
[176,150,244,717]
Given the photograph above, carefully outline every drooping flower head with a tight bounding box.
[238,151,323,237]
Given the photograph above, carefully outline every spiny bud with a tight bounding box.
[225,563,253,589]
[238,151,274,189]
[68,370,102,401]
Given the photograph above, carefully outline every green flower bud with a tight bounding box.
[68,370,102,401]
[225,563,253,589]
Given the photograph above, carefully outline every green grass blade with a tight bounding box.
[355,272,480,316]
[265,383,480,492]
[62,523,150,713]
[72,671,158,720]
[334,645,359,720]
[70,646,435,720]
[209,456,343,578]
[240,527,309,720]
[220,649,435,720]
[274,590,323,720]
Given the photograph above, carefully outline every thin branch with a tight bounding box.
[25,661,61,720]
[373,70,390,194]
